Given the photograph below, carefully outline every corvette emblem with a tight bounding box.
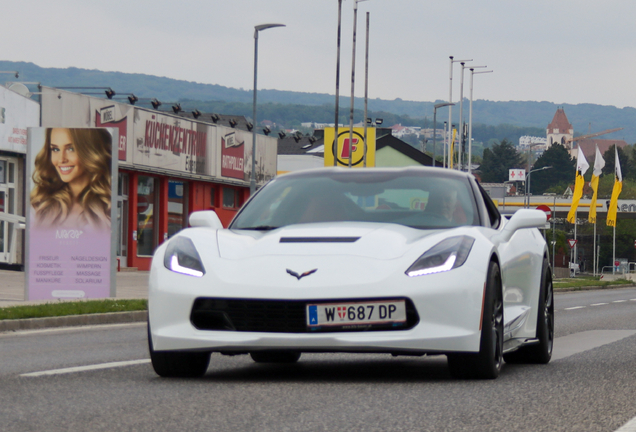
[286,268,317,280]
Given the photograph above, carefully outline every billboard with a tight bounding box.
[324,127,376,167]
[133,110,216,176]
[25,128,118,300]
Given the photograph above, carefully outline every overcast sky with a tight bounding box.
[2,0,635,108]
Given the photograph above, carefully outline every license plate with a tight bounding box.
[306,299,407,328]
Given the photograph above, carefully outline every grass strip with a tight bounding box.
[553,277,634,289]
[0,299,147,321]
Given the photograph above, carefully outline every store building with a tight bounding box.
[40,87,277,270]
[0,84,40,266]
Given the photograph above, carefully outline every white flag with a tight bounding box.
[592,145,605,177]
[576,147,590,176]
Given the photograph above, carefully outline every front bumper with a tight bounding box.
[148,255,488,355]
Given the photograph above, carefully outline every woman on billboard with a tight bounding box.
[31,128,112,230]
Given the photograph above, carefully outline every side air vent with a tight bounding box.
[280,237,360,243]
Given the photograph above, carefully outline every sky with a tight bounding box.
[2,0,636,108]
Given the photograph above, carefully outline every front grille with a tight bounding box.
[190,297,419,333]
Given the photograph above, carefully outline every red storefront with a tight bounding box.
[41,87,277,270]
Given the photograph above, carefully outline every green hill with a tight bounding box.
[1,60,633,144]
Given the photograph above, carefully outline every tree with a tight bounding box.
[530,143,575,195]
[478,139,523,183]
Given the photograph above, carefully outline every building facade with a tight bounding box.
[40,87,278,270]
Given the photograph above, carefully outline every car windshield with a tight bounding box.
[230,169,480,230]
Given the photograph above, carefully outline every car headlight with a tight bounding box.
[163,236,206,277]
[406,236,474,277]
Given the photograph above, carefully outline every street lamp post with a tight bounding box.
[251,23,285,194]
[347,0,369,168]
[433,103,454,167]
[447,56,472,169]
[467,67,491,174]
[525,166,552,208]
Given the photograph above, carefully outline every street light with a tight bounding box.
[251,23,285,194]
[525,166,552,208]
[347,0,369,168]
[447,56,471,169]
[433,103,454,167]
[467,67,492,174]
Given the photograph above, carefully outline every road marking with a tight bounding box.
[19,359,150,377]
[613,300,628,303]
[564,306,586,310]
[552,330,636,361]
[591,303,609,306]
[615,416,636,431]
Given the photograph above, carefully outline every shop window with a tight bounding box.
[137,176,158,256]
[168,180,188,238]
[210,187,216,208]
[0,160,5,184]
[223,187,238,209]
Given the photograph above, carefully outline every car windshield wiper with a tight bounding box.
[239,225,280,231]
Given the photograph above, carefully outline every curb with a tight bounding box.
[554,284,636,293]
[0,311,148,333]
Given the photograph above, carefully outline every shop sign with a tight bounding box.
[96,105,128,161]
[323,127,376,167]
[221,130,245,179]
[133,110,215,177]
[0,86,40,154]
[25,127,118,300]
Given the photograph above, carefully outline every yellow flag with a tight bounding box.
[589,145,605,223]
[566,147,590,223]
[607,146,623,227]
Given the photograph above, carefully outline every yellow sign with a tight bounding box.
[324,127,376,167]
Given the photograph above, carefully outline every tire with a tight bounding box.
[250,351,301,363]
[148,324,210,378]
[447,260,503,379]
[503,257,554,364]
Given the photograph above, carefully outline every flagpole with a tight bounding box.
[613,224,616,275]
[593,222,597,277]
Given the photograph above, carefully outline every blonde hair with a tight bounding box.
[31,128,112,228]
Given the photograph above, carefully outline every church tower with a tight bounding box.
[546,108,574,150]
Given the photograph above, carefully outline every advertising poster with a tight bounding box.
[323,127,376,167]
[220,129,245,179]
[25,128,117,300]
[218,125,277,184]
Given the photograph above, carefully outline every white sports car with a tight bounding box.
[148,167,553,379]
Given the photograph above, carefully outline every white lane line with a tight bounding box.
[564,306,586,310]
[552,330,636,361]
[19,359,150,377]
[591,303,609,306]
[615,415,636,431]
[630,299,636,301]
[613,300,628,303]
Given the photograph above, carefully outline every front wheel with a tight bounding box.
[504,257,554,364]
[448,260,503,379]
[148,324,210,378]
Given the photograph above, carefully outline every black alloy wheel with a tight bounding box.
[447,260,503,379]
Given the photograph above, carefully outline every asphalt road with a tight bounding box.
[1,288,636,432]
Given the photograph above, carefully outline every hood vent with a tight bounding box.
[280,237,360,243]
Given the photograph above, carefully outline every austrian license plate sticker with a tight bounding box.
[307,300,407,329]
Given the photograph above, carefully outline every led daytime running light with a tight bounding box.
[407,253,457,277]
[170,255,204,277]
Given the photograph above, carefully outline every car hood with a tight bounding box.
[217,222,440,260]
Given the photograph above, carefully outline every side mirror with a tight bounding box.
[189,211,223,230]
[494,209,546,243]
